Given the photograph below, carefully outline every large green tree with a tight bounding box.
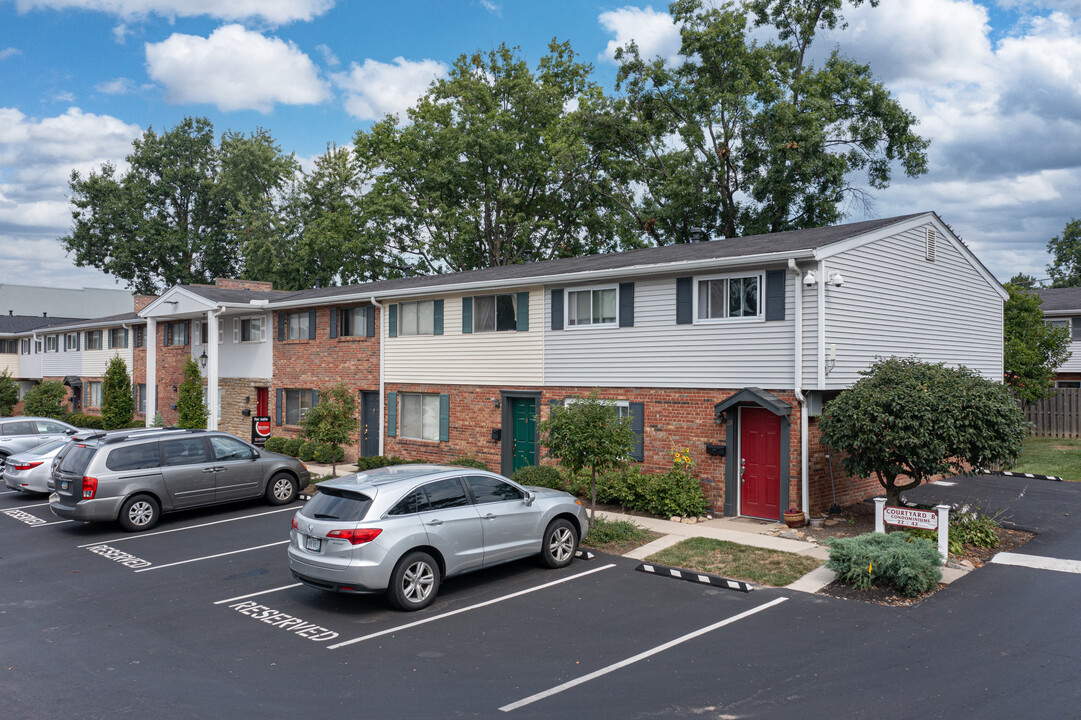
[176,357,208,429]
[62,117,298,294]
[22,381,68,420]
[0,370,19,416]
[1046,218,1081,288]
[589,0,929,242]
[819,357,1027,506]
[1004,281,1071,402]
[354,41,634,275]
[100,355,134,430]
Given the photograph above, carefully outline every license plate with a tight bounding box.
[305,535,321,552]
[61,481,69,491]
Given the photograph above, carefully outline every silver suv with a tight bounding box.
[50,429,310,531]
[0,416,80,469]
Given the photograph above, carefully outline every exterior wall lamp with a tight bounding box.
[199,350,208,368]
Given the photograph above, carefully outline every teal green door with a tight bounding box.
[510,398,536,474]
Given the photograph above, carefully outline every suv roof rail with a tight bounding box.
[73,431,108,441]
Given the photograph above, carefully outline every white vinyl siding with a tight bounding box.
[545,275,795,388]
[815,223,1004,388]
[385,289,543,385]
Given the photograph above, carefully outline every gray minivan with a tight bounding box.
[50,429,310,531]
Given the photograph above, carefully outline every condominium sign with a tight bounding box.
[882,506,938,530]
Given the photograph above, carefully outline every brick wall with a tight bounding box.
[134,295,157,312]
[271,305,380,460]
[155,323,193,426]
[215,279,273,291]
[218,376,270,439]
[132,333,146,422]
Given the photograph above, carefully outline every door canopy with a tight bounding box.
[714,387,791,424]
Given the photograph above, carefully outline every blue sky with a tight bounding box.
[1,0,1080,292]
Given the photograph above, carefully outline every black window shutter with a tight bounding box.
[433,299,444,335]
[551,289,564,330]
[277,312,285,341]
[275,388,283,426]
[388,304,398,338]
[676,277,693,324]
[366,306,376,337]
[629,402,645,462]
[462,297,473,334]
[1072,317,1081,341]
[765,269,786,321]
[387,391,397,437]
[438,394,450,442]
[618,282,634,327]
[76,332,81,351]
[164,324,171,347]
[311,389,319,407]
[308,310,317,340]
[186,320,191,345]
[329,308,338,338]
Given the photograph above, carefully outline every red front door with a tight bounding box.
[740,407,781,520]
[256,388,269,417]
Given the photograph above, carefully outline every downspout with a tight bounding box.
[370,296,385,456]
[207,306,226,431]
[789,259,809,517]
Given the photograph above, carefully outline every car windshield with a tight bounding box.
[299,488,373,522]
[59,445,96,475]
[25,439,67,456]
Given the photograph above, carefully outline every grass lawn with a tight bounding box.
[580,517,659,555]
[1010,437,1081,481]
[645,537,823,587]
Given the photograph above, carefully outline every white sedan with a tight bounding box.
[3,438,68,493]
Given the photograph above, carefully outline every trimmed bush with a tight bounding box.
[312,443,345,464]
[68,413,104,430]
[449,455,489,471]
[826,532,942,597]
[355,455,411,471]
[511,465,565,490]
[23,381,68,419]
[298,441,317,462]
[282,438,305,457]
[263,436,287,453]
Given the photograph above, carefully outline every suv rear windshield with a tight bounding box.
[299,488,373,522]
[60,445,97,476]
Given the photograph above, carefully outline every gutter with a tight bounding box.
[788,259,810,517]
[370,295,385,456]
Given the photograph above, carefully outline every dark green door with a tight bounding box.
[510,398,536,474]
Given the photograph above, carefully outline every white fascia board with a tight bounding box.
[33,318,143,333]
[139,287,218,318]
[1042,309,1081,317]
[814,213,1009,302]
[266,248,817,309]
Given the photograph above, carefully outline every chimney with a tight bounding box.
[42,312,47,318]
[689,227,708,243]
[7,310,12,316]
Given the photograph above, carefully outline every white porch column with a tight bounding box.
[207,309,221,431]
[145,318,157,427]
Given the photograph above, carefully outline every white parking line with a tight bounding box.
[77,506,297,548]
[7,501,50,509]
[499,596,789,712]
[991,552,1081,575]
[33,519,73,526]
[133,540,290,573]
[214,583,303,605]
[328,563,617,650]
[0,490,20,495]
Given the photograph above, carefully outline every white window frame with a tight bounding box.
[45,336,55,352]
[565,285,618,329]
[693,271,765,324]
[399,301,435,336]
[108,328,127,349]
[473,293,518,333]
[65,332,78,351]
[564,396,630,419]
[87,381,102,408]
[233,315,266,344]
[398,392,441,441]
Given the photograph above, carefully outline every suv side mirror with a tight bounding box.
[251,449,261,459]
[66,429,77,435]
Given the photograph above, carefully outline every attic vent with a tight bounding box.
[925,227,937,262]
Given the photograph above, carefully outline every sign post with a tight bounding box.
[874,497,951,561]
[251,415,271,448]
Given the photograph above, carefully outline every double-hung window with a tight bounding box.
[136,383,146,414]
[399,301,435,336]
[133,326,144,348]
[567,287,617,327]
[399,393,440,440]
[46,335,57,352]
[474,294,517,332]
[20,339,29,355]
[87,381,102,407]
[696,274,762,321]
[86,331,102,350]
[340,306,369,337]
[286,312,309,340]
[284,389,314,425]
[65,332,78,350]
[235,315,265,343]
[109,328,128,348]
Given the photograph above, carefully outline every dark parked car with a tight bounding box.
[288,465,589,611]
[50,429,310,531]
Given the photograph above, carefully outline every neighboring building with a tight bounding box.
[1035,287,1081,387]
[0,313,81,406]
[0,283,133,319]
[139,211,1003,521]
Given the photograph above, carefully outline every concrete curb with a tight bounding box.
[636,562,753,593]
[980,469,1063,482]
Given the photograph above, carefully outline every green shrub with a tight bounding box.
[263,436,286,453]
[23,381,69,419]
[151,412,165,428]
[449,455,489,471]
[68,413,104,430]
[905,527,962,557]
[282,438,305,457]
[0,369,19,415]
[579,465,708,518]
[953,507,1001,548]
[584,517,651,545]
[355,455,411,471]
[312,443,345,464]
[511,465,565,490]
[298,441,317,462]
[826,532,942,597]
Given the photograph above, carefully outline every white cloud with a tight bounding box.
[598,6,682,65]
[12,0,334,25]
[333,57,447,121]
[0,47,21,60]
[112,22,131,44]
[315,43,339,67]
[145,25,330,113]
[479,0,501,17]
[0,107,142,288]
[96,77,134,94]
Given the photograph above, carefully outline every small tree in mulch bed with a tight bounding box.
[300,382,358,478]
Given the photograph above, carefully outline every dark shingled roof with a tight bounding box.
[0,315,83,335]
[275,213,928,304]
[178,287,294,304]
[1036,288,1081,313]
[40,312,145,330]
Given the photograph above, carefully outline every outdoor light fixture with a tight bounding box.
[493,398,501,408]
[172,385,178,393]
[199,350,208,368]
[802,270,817,286]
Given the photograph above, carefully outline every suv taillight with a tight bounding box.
[327,527,382,545]
[82,476,98,499]
[291,515,299,531]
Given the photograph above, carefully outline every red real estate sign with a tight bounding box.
[882,505,938,530]
[251,416,271,447]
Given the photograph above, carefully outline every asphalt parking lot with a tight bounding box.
[3,475,1081,719]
